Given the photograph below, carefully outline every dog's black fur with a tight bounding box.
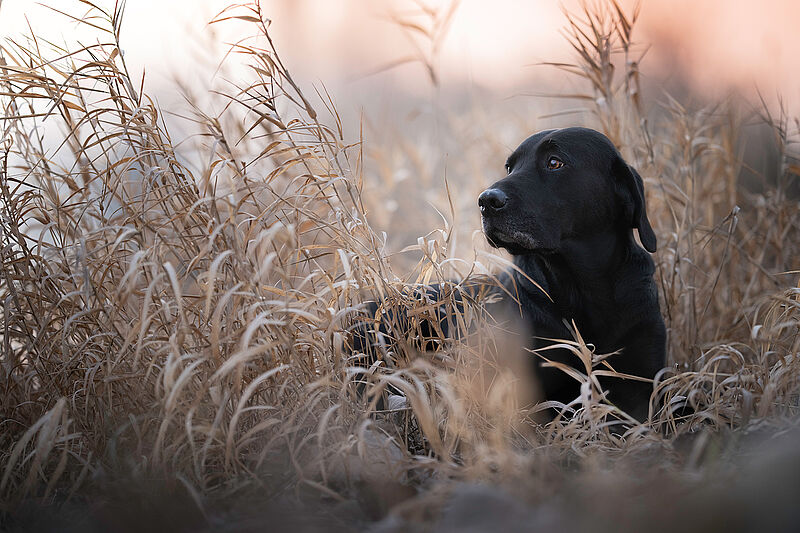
[352,127,666,420]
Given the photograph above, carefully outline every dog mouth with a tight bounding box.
[482,222,552,255]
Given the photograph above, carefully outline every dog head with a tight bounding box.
[479,127,657,255]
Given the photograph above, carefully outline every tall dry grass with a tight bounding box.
[0,0,799,526]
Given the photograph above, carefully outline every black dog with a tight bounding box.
[352,127,665,420]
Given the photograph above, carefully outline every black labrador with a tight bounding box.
[352,127,666,421]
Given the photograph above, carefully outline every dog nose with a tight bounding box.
[478,188,508,212]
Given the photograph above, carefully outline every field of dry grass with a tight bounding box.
[1,1,799,531]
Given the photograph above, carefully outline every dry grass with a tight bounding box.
[1,0,799,529]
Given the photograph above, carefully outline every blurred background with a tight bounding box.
[3,0,798,102]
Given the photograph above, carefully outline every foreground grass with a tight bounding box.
[1,1,799,530]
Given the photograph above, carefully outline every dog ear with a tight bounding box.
[614,156,657,253]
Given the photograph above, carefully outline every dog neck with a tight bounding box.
[513,228,646,336]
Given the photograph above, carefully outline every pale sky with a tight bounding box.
[1,1,798,105]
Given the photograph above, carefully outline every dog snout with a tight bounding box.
[478,188,508,213]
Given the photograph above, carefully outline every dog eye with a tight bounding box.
[546,156,564,170]
[505,164,512,174]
